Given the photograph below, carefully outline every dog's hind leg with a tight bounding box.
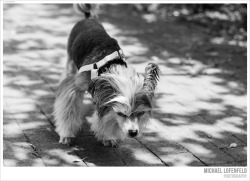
[53,75,84,145]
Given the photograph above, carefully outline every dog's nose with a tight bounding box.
[128,130,138,137]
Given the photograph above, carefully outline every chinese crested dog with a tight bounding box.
[53,5,160,147]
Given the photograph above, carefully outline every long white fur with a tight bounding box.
[54,64,156,146]
[88,65,151,142]
[88,111,126,142]
[53,76,84,139]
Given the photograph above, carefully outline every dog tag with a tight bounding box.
[91,69,98,79]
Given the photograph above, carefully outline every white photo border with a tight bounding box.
[0,0,249,181]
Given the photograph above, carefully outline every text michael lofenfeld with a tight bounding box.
[204,168,247,174]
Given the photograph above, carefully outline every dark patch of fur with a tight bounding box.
[97,58,127,76]
[88,76,118,118]
[67,19,122,69]
[134,93,152,110]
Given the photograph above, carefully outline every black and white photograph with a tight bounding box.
[1,1,249,181]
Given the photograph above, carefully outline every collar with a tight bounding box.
[78,49,125,79]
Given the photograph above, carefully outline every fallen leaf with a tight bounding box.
[28,144,37,151]
[73,157,87,163]
[229,143,237,148]
[73,159,81,163]
[31,152,39,157]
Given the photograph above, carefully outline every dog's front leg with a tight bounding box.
[102,140,118,147]
[75,71,91,92]
[54,72,90,145]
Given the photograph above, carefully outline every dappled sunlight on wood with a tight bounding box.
[133,149,163,165]
[3,4,247,167]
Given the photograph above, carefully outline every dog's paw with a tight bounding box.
[59,137,73,145]
[102,140,118,147]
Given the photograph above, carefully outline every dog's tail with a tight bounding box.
[73,4,99,18]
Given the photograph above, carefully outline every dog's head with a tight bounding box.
[88,63,160,138]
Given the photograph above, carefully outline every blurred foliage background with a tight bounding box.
[131,4,247,43]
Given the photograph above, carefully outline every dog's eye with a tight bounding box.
[117,112,127,118]
[137,112,145,117]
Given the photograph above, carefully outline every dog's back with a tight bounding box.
[68,5,120,69]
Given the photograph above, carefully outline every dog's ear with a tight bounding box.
[88,76,117,106]
[143,63,160,98]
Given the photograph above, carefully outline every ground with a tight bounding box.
[3,4,247,166]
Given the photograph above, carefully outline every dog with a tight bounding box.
[53,4,160,147]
